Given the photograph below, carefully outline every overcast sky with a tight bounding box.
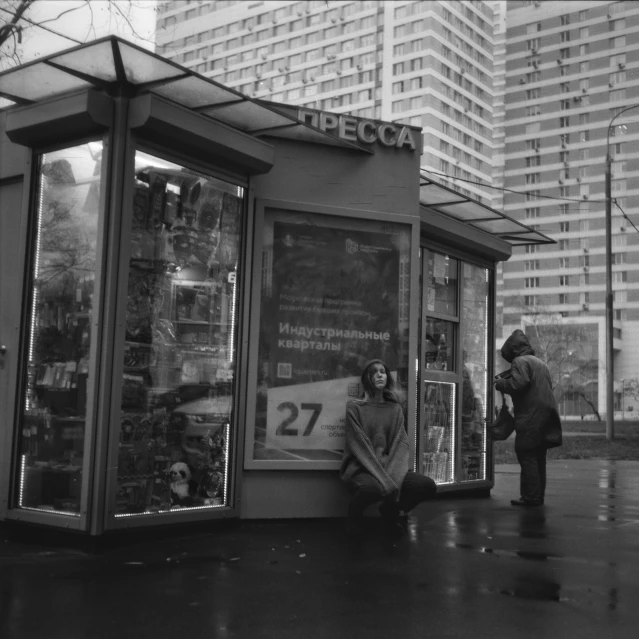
[14,0,157,64]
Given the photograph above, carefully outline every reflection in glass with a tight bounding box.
[422,381,455,484]
[16,142,103,515]
[426,252,458,316]
[460,264,490,482]
[114,151,243,516]
[425,318,455,371]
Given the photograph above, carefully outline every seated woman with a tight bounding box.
[340,359,437,535]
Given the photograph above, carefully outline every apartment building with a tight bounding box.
[499,0,639,416]
[156,0,496,203]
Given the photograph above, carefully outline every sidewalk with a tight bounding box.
[2,460,639,639]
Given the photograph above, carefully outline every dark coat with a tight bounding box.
[495,330,562,452]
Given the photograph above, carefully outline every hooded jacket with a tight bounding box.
[495,330,562,451]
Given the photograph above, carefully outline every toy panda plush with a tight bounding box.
[168,462,197,505]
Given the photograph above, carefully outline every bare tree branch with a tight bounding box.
[109,0,155,44]
[0,0,35,48]
[1,0,154,69]
[34,2,86,28]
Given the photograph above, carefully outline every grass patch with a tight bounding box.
[492,436,639,464]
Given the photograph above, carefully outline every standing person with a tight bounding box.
[495,330,562,507]
[340,359,437,535]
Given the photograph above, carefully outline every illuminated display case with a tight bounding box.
[14,142,103,519]
[112,151,242,518]
[420,249,493,489]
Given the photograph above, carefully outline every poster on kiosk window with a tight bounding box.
[254,209,410,462]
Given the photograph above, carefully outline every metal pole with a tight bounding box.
[605,151,614,441]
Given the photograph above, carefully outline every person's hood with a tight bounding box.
[500,329,535,363]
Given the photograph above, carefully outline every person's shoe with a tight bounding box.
[511,499,543,507]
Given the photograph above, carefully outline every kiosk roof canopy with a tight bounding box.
[0,37,553,248]
[419,174,555,247]
[0,36,369,153]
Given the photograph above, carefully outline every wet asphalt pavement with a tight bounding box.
[1,460,639,639]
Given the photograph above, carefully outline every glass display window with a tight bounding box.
[420,249,492,485]
[425,318,455,371]
[248,205,413,466]
[460,263,490,482]
[426,252,458,316]
[14,141,104,516]
[113,150,243,516]
[422,381,455,483]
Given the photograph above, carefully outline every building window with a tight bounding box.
[526,139,540,151]
[559,48,570,59]
[559,293,568,304]
[559,257,570,268]
[560,31,570,43]
[611,53,626,67]
[579,44,589,55]
[525,244,540,254]
[613,253,626,264]
[526,156,541,167]
[525,207,540,218]
[560,222,570,232]
[580,131,589,142]
[559,275,569,286]
[559,239,569,250]
[525,277,540,288]
[525,260,540,271]
[560,116,570,127]
[524,295,539,306]
[526,104,541,117]
[526,88,541,100]
[560,14,570,26]
[610,19,626,31]
[579,27,589,38]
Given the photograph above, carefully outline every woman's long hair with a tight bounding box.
[361,359,399,403]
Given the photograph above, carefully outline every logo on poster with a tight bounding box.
[346,238,358,254]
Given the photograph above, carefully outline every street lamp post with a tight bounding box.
[605,105,639,441]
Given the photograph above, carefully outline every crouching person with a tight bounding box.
[340,359,437,536]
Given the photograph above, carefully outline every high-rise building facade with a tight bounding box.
[499,0,638,328]
[156,0,496,203]
[498,0,639,416]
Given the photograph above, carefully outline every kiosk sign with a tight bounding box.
[297,109,418,151]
